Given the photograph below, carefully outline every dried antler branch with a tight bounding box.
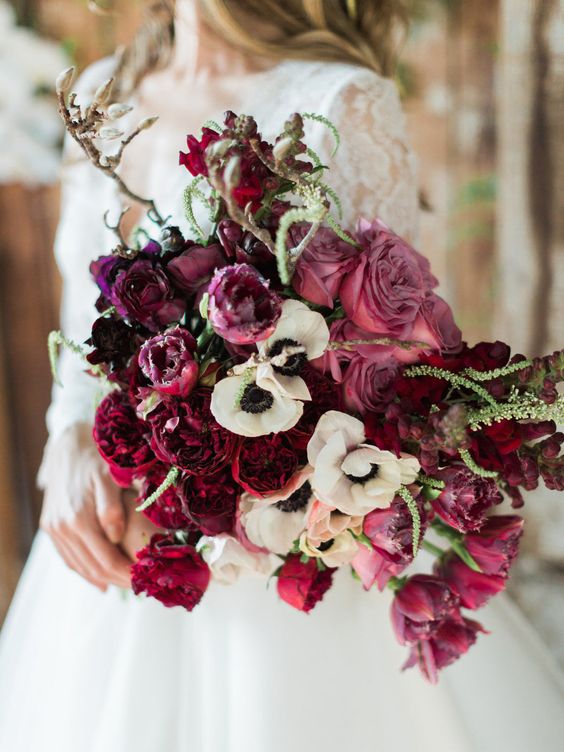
[56,67,166,229]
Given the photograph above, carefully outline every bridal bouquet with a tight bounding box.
[51,68,564,683]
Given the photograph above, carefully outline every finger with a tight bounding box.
[93,472,126,544]
[77,519,133,589]
[50,529,108,592]
[60,520,117,587]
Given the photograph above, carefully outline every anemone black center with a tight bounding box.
[268,338,307,376]
[240,384,274,414]
[275,481,312,513]
[346,464,380,484]
[318,539,334,552]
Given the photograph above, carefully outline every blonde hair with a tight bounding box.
[113,0,408,99]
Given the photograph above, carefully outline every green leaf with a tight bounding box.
[451,541,483,573]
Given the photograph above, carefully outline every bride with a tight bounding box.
[1,2,563,750]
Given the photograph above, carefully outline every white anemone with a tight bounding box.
[210,374,304,437]
[307,411,420,516]
[259,299,330,363]
[196,534,275,585]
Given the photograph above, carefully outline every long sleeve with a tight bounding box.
[44,58,118,446]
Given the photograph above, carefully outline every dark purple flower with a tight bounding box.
[167,243,227,300]
[90,254,128,299]
[111,259,185,332]
[207,263,282,344]
[86,316,137,370]
[138,326,198,398]
[433,465,503,533]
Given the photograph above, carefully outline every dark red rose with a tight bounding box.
[167,243,227,300]
[290,223,358,308]
[207,263,282,344]
[433,465,503,533]
[403,617,485,684]
[138,327,198,398]
[179,466,240,535]
[149,388,237,475]
[464,515,524,576]
[286,365,341,450]
[86,316,137,370]
[390,574,460,645]
[111,259,185,332]
[131,533,210,611]
[93,390,156,487]
[276,554,335,613]
[179,127,221,176]
[137,466,190,531]
[233,433,299,497]
[434,552,506,610]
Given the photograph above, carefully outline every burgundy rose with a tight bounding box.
[167,243,227,300]
[342,353,399,415]
[149,388,237,475]
[137,467,190,531]
[138,326,198,398]
[340,219,437,337]
[86,316,137,370]
[179,466,240,535]
[131,533,210,611]
[286,366,342,450]
[403,617,485,684]
[93,390,156,487]
[433,465,503,533]
[233,433,299,496]
[412,294,462,354]
[111,259,185,332]
[290,223,358,308]
[435,552,505,609]
[390,574,460,645]
[207,263,282,344]
[276,554,335,613]
[179,127,220,177]
[464,515,524,576]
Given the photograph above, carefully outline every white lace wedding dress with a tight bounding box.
[1,49,564,752]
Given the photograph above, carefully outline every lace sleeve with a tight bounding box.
[314,69,419,243]
[42,58,117,450]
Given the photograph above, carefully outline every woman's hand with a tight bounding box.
[120,487,162,561]
[39,422,133,591]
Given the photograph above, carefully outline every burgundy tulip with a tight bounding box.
[464,515,524,576]
[390,574,460,645]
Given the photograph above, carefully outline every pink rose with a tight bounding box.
[342,353,399,414]
[291,223,358,308]
[410,294,462,356]
[340,219,437,337]
[167,243,227,301]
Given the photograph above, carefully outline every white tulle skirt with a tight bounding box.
[1,532,563,752]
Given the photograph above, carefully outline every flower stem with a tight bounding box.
[421,540,445,558]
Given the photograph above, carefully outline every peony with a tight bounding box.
[196,534,275,585]
[137,466,190,531]
[307,411,420,516]
[276,554,336,613]
[166,243,227,300]
[210,373,304,437]
[464,515,524,576]
[286,365,342,450]
[138,326,198,398]
[86,316,137,370]
[390,574,460,646]
[111,259,185,332]
[290,223,358,308]
[131,533,210,611]
[233,433,299,496]
[433,465,503,533]
[239,469,314,555]
[207,263,282,345]
[179,466,240,535]
[403,617,485,684]
[435,553,506,610]
[93,390,156,487]
[149,388,237,475]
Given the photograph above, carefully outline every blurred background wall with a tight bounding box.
[1,0,563,656]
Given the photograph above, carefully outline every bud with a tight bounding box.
[92,78,114,107]
[138,116,159,131]
[108,102,133,119]
[56,66,75,95]
[206,138,233,160]
[97,127,124,141]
